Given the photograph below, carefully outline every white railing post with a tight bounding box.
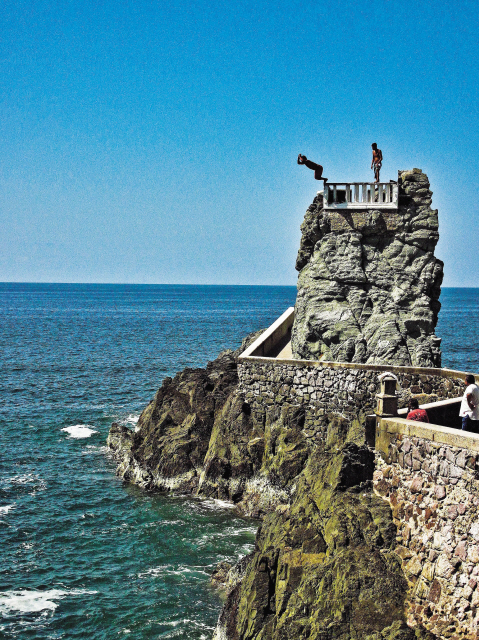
[322,182,397,209]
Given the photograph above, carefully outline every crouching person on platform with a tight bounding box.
[460,374,479,433]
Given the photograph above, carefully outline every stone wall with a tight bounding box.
[374,427,479,639]
[238,357,465,440]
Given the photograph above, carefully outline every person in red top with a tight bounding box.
[406,398,429,422]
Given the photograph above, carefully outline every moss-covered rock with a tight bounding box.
[108,339,442,638]
[108,333,317,513]
[198,400,314,516]
[109,356,438,638]
[213,417,437,639]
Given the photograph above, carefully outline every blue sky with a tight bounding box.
[1,0,477,286]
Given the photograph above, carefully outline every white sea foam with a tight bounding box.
[61,425,98,439]
[9,474,37,486]
[2,474,47,495]
[84,445,108,454]
[0,504,16,516]
[138,565,209,579]
[199,526,256,544]
[200,498,236,510]
[240,543,254,554]
[164,618,211,627]
[126,413,141,433]
[0,589,97,615]
[160,618,214,639]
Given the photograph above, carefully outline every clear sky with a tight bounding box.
[1,0,477,286]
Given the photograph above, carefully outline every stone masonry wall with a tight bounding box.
[238,358,464,440]
[374,434,479,639]
[239,357,479,638]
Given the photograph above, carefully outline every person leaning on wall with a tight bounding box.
[406,398,429,423]
[460,374,479,433]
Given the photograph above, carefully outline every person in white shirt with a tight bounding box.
[460,374,479,432]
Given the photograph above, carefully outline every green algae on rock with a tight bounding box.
[213,418,437,639]
[108,339,318,517]
[108,365,438,638]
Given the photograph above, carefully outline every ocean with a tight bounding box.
[1,284,478,639]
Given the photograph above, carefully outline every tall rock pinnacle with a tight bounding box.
[291,169,443,367]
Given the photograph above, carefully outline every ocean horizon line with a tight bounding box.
[0,282,475,290]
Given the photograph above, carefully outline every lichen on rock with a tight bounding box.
[291,170,443,367]
[213,416,437,640]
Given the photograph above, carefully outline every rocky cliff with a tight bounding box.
[107,169,447,639]
[212,417,437,640]
[292,170,443,367]
[107,333,317,518]
[108,350,440,639]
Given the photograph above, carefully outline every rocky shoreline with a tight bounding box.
[107,330,296,518]
[107,342,438,639]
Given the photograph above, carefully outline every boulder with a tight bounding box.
[291,170,443,367]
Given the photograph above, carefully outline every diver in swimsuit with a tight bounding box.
[297,154,328,182]
[371,143,383,183]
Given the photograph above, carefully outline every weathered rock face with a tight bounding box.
[213,417,437,640]
[107,332,261,495]
[292,169,443,367]
[108,334,318,517]
[108,346,445,638]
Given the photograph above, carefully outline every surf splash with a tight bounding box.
[61,425,98,439]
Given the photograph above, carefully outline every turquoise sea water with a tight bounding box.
[1,284,478,639]
[0,284,298,640]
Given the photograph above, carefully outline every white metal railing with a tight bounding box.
[323,182,398,209]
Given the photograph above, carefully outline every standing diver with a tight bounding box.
[371,143,383,183]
